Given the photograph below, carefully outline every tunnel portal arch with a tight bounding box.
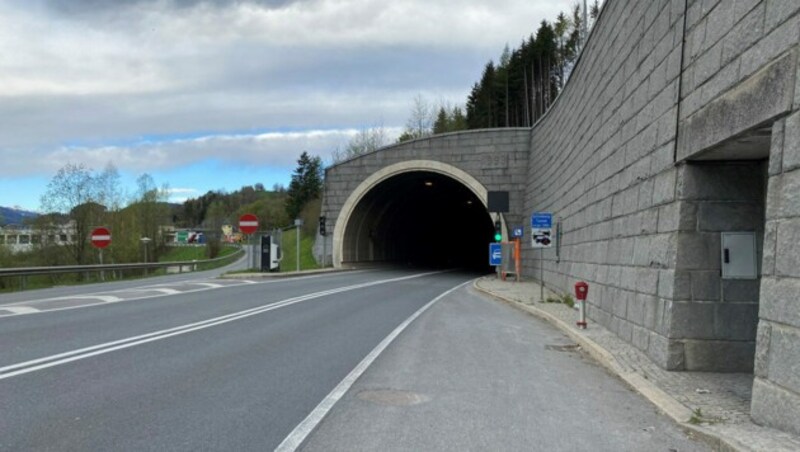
[332,160,500,269]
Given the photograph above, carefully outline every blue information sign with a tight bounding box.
[531,212,553,228]
[511,226,524,238]
[489,243,502,266]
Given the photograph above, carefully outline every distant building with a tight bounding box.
[0,222,77,254]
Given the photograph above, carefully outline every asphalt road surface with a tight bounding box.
[0,269,707,451]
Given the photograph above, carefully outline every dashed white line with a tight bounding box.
[0,306,40,315]
[51,295,123,303]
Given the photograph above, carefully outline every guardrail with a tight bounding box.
[0,247,245,290]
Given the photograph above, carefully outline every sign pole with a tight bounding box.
[296,225,300,272]
[99,249,105,282]
[540,249,544,302]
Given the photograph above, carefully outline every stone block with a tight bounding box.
[629,293,653,325]
[675,231,721,270]
[670,300,717,339]
[751,377,800,436]
[648,333,686,370]
[693,40,723,88]
[754,321,772,378]
[776,218,800,277]
[611,289,630,317]
[658,269,676,298]
[632,325,651,351]
[677,162,765,201]
[697,201,762,231]
[764,0,800,31]
[761,220,778,276]
[691,270,721,301]
[760,276,800,329]
[714,301,759,340]
[782,110,800,171]
[636,268,660,295]
[618,318,634,342]
[722,2,765,65]
[683,338,755,371]
[769,118,785,176]
[721,279,760,302]
[763,324,800,394]
[677,50,797,161]
[652,169,677,205]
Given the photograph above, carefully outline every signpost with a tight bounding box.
[531,212,553,302]
[239,214,259,269]
[511,226,524,239]
[91,227,111,281]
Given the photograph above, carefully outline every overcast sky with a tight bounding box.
[1,0,573,211]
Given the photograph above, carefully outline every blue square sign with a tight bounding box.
[531,212,552,228]
[489,243,502,266]
[511,226,524,238]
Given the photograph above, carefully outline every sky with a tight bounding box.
[0,0,573,211]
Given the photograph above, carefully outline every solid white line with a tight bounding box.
[274,279,473,452]
[0,271,446,380]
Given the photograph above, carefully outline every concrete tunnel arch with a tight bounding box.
[332,160,505,269]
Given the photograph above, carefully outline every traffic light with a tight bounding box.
[494,220,502,242]
[319,216,327,236]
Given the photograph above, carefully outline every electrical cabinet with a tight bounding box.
[721,232,757,280]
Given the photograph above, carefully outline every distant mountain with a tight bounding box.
[0,206,39,226]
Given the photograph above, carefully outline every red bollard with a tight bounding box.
[574,281,589,329]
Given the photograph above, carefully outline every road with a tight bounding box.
[0,269,707,451]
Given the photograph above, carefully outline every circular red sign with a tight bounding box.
[239,213,259,235]
[91,227,112,249]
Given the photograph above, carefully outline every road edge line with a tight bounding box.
[274,279,473,452]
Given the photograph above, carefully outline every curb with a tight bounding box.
[472,278,748,452]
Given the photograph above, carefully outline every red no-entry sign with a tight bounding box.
[239,213,259,235]
[90,227,111,249]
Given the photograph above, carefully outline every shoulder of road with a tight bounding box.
[473,276,800,452]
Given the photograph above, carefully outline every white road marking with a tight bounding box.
[0,271,446,381]
[0,269,373,316]
[0,306,40,314]
[50,295,123,303]
[132,288,183,295]
[274,279,473,452]
[191,283,224,289]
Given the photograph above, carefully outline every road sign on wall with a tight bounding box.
[90,227,111,249]
[239,213,259,234]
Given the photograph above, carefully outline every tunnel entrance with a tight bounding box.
[340,171,495,271]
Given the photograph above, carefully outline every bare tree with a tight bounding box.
[40,163,106,265]
[332,125,389,163]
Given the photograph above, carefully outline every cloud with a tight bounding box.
[0,0,573,181]
[0,128,403,177]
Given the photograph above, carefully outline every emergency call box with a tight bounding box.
[721,232,758,280]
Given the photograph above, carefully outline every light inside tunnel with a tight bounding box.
[341,171,495,271]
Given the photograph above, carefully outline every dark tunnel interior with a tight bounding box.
[342,171,495,272]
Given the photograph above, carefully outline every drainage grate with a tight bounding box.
[357,389,430,406]
[545,343,580,352]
